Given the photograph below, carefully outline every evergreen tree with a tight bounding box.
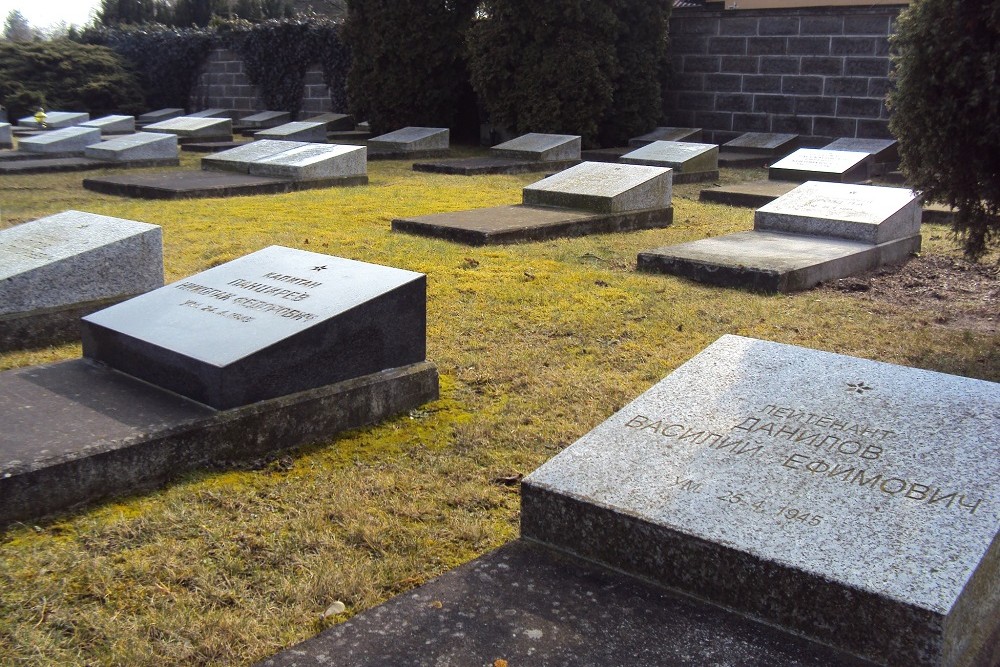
[3,10,35,41]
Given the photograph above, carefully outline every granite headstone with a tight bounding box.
[18,126,102,154]
[368,127,449,152]
[137,108,185,124]
[522,161,671,214]
[201,140,308,173]
[0,122,11,149]
[18,111,89,129]
[247,144,367,181]
[145,117,233,139]
[621,141,719,174]
[84,132,179,163]
[723,132,798,156]
[628,127,702,147]
[239,111,290,128]
[82,115,136,134]
[769,148,870,183]
[491,133,581,162]
[823,138,899,165]
[255,122,328,143]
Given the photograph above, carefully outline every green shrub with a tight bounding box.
[0,39,145,120]
[889,0,1000,258]
[343,0,480,138]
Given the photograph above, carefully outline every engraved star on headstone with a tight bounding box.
[311,265,327,271]
[846,381,873,394]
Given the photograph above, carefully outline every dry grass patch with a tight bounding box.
[0,155,997,666]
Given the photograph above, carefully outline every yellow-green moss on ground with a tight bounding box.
[0,155,996,666]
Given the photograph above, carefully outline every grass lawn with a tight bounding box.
[1,148,997,665]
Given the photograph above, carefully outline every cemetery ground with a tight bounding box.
[0,149,997,666]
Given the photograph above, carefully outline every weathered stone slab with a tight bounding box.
[522,334,999,667]
[1,211,162,349]
[83,170,364,199]
[19,126,101,154]
[201,140,308,173]
[137,108,185,124]
[368,127,448,152]
[18,111,89,129]
[491,133,581,161]
[756,181,921,244]
[255,122,328,143]
[247,144,366,181]
[0,122,11,149]
[302,112,355,131]
[238,110,290,128]
[82,246,424,409]
[769,148,869,183]
[523,161,671,214]
[187,108,239,119]
[824,138,899,164]
[0,157,179,175]
[621,141,719,176]
[723,132,798,156]
[629,127,702,147]
[144,116,233,139]
[412,156,579,176]
[82,115,136,134]
[84,132,179,162]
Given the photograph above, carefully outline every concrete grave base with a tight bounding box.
[393,204,672,245]
[579,147,630,163]
[0,359,438,526]
[0,296,129,352]
[701,180,810,207]
[181,141,245,153]
[0,157,179,175]
[367,147,450,161]
[637,230,920,293]
[254,539,877,667]
[717,151,775,168]
[412,157,579,176]
[83,171,367,199]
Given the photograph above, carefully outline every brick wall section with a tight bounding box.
[188,48,335,117]
[666,6,902,145]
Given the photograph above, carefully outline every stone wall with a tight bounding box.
[666,5,903,145]
[188,48,334,117]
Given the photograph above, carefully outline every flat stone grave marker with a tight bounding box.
[82,115,135,134]
[255,122,327,143]
[137,108,184,124]
[491,133,581,161]
[723,132,798,156]
[18,126,101,154]
[620,140,719,182]
[769,148,870,183]
[248,143,367,181]
[186,108,238,119]
[18,111,89,129]
[824,137,899,165]
[0,122,11,149]
[629,127,702,147]
[522,334,999,667]
[368,127,449,154]
[523,161,671,214]
[84,132,179,163]
[201,140,309,173]
[1,210,162,350]
[238,110,290,128]
[144,116,232,139]
[302,112,355,131]
[82,246,425,410]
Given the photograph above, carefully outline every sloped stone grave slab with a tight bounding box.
[201,139,309,173]
[84,132,179,164]
[144,116,233,142]
[255,121,328,143]
[719,132,798,167]
[621,140,719,183]
[301,112,355,131]
[641,181,922,292]
[394,162,672,244]
[82,115,135,134]
[368,127,449,159]
[0,246,438,525]
[700,179,799,208]
[522,335,999,667]
[1,210,162,351]
[236,110,290,131]
[824,137,898,165]
[0,123,12,149]
[19,126,101,154]
[248,143,366,181]
[769,148,870,183]
[186,108,239,119]
[137,108,184,125]
[18,111,89,129]
[414,132,581,175]
[629,126,702,147]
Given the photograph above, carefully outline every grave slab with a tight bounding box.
[522,161,671,214]
[579,147,630,163]
[621,140,719,181]
[254,121,328,143]
[19,126,101,154]
[769,148,870,183]
[187,108,240,119]
[0,358,437,526]
[1,210,162,350]
[137,108,185,124]
[236,110,290,129]
[368,127,449,154]
[824,137,899,164]
[723,132,799,156]
[0,156,180,175]
[82,246,424,409]
[0,122,11,149]
[491,133,581,161]
[756,182,921,244]
[84,132,179,163]
[18,111,89,129]
[629,127,702,147]
[144,116,233,140]
[81,115,135,134]
[522,334,999,667]
[302,112,355,131]
[201,139,308,173]
[701,180,812,207]
[412,156,579,176]
[82,170,365,199]
[247,143,366,181]
[180,141,244,153]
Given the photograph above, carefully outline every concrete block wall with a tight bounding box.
[666,6,903,145]
[188,48,335,117]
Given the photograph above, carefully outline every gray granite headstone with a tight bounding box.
[823,137,899,164]
[368,127,449,152]
[769,148,870,183]
[187,108,238,119]
[621,141,718,174]
[522,334,999,667]
[0,122,11,149]
[201,140,308,173]
[138,108,185,124]
[82,115,136,134]
[723,132,798,156]
[1,210,163,316]
[522,161,671,214]
[84,132,179,162]
[628,127,702,147]
[755,181,921,244]
[239,110,291,128]
[255,122,328,143]
[247,144,367,181]
[302,112,355,131]
[81,246,426,410]
[19,126,102,154]
[17,111,89,129]
[491,133,581,161]
[145,117,232,138]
